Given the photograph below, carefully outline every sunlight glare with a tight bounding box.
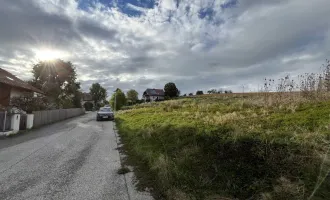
[35,49,68,61]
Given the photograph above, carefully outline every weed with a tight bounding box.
[117,166,131,175]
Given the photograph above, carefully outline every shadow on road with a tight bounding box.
[0,114,93,150]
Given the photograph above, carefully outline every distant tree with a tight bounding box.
[30,59,81,108]
[217,89,224,94]
[325,59,330,91]
[196,90,204,95]
[164,82,179,98]
[90,83,107,108]
[84,102,93,111]
[126,89,139,104]
[72,89,82,108]
[207,89,217,94]
[109,88,126,111]
[183,94,187,97]
[189,93,193,96]
[136,99,144,104]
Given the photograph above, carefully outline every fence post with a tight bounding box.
[10,114,20,133]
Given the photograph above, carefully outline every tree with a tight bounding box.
[183,94,187,97]
[207,89,217,94]
[164,82,179,98]
[196,90,204,95]
[126,89,138,104]
[217,89,224,94]
[189,93,193,96]
[109,88,127,111]
[84,102,93,111]
[30,59,81,108]
[90,83,107,108]
[324,59,330,92]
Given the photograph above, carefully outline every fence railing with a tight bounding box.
[32,108,85,128]
[0,112,11,131]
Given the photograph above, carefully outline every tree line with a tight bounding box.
[12,59,233,112]
[86,82,181,111]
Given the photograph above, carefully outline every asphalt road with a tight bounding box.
[0,112,151,200]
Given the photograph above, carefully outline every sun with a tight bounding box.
[35,49,68,61]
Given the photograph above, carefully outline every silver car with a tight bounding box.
[96,107,114,121]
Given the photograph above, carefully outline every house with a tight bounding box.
[143,88,165,102]
[81,92,95,111]
[0,68,44,106]
[81,92,94,105]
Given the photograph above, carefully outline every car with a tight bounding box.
[96,107,114,121]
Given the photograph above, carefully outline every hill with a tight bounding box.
[116,94,330,200]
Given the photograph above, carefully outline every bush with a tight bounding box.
[84,102,94,111]
[10,96,50,113]
[196,90,204,95]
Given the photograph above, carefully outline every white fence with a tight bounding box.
[33,108,85,128]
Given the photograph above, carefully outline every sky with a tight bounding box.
[0,0,330,97]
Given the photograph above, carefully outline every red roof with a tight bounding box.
[0,68,44,94]
[144,88,165,96]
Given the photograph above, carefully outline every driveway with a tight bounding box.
[0,112,152,200]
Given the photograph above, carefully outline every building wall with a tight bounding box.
[0,83,11,106]
[10,87,33,98]
[144,95,164,102]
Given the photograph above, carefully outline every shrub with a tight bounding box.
[10,96,50,113]
[84,102,94,111]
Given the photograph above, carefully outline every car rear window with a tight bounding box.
[100,108,111,112]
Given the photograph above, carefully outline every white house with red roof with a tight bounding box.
[0,68,44,107]
[142,88,165,102]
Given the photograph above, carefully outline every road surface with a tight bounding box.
[0,112,152,200]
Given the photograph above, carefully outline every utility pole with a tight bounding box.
[114,91,117,113]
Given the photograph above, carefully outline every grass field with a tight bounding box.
[116,94,330,200]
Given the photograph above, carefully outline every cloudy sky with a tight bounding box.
[1,0,330,97]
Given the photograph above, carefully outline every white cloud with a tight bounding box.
[0,0,330,97]
[160,0,177,10]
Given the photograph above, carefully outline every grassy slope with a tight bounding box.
[116,96,330,200]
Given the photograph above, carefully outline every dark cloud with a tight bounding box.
[0,0,82,49]
[76,18,118,40]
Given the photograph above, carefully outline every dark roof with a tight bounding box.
[144,88,165,96]
[82,93,93,101]
[0,68,44,94]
